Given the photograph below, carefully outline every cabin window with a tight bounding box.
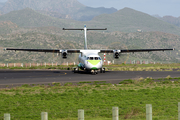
[87,57,89,60]
[99,57,101,60]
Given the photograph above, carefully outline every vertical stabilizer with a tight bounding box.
[84,25,88,49]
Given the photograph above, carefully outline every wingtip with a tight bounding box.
[173,48,175,50]
[3,48,6,51]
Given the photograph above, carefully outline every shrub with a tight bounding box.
[21,84,30,87]
[166,75,172,80]
[52,82,61,86]
[64,82,73,86]
[119,79,134,84]
[162,80,172,84]
[95,84,101,87]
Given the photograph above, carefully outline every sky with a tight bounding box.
[0,0,179,17]
[77,0,180,17]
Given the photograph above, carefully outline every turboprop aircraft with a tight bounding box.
[4,25,174,75]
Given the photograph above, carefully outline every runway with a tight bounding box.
[0,69,180,87]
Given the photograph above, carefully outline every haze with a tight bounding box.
[78,0,180,17]
[0,0,179,17]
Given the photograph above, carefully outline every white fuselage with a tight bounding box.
[78,50,103,70]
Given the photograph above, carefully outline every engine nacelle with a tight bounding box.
[61,50,68,59]
[113,50,121,59]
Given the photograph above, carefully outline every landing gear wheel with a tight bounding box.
[91,70,98,75]
[74,67,79,73]
[103,68,105,73]
[95,70,98,74]
[92,72,96,75]
[91,70,96,75]
[100,68,103,73]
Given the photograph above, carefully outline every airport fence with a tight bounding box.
[0,60,163,67]
[0,62,75,67]
[1,103,180,120]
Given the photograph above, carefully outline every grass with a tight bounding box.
[105,63,180,71]
[0,78,180,119]
[0,65,76,70]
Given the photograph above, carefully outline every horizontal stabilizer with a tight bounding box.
[62,28,84,31]
[62,28,107,31]
[87,28,107,30]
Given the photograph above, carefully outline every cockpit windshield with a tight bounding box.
[95,57,98,60]
[87,57,101,60]
[90,57,93,60]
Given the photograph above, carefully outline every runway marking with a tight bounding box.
[27,72,67,78]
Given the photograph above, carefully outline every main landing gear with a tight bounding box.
[73,67,79,73]
[73,67,105,75]
[100,68,105,73]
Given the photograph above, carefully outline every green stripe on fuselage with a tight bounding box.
[91,67,98,70]
[87,60,101,65]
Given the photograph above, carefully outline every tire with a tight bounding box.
[100,68,102,73]
[103,68,105,73]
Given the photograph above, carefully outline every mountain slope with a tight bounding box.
[1,0,84,15]
[0,0,117,21]
[161,16,180,27]
[1,7,180,36]
[0,8,73,28]
[0,2,5,9]
[73,7,117,21]
[87,8,180,35]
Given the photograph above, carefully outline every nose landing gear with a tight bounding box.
[91,70,98,75]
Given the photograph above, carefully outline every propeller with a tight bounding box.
[52,41,79,65]
[107,42,130,64]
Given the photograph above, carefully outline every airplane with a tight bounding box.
[4,25,174,75]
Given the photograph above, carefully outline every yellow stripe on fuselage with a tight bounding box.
[87,60,101,65]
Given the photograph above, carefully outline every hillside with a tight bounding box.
[0,0,117,21]
[0,8,73,28]
[0,21,18,34]
[0,2,5,9]
[73,7,117,21]
[0,27,179,63]
[161,16,180,27]
[1,0,84,15]
[86,8,180,35]
[1,7,180,36]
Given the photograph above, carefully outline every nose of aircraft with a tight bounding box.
[85,60,102,70]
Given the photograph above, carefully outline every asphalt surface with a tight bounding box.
[0,69,180,87]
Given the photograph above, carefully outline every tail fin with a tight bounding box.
[63,25,107,50]
[84,25,87,49]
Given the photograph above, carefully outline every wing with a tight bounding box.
[4,48,81,53]
[4,48,174,53]
[100,48,174,53]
